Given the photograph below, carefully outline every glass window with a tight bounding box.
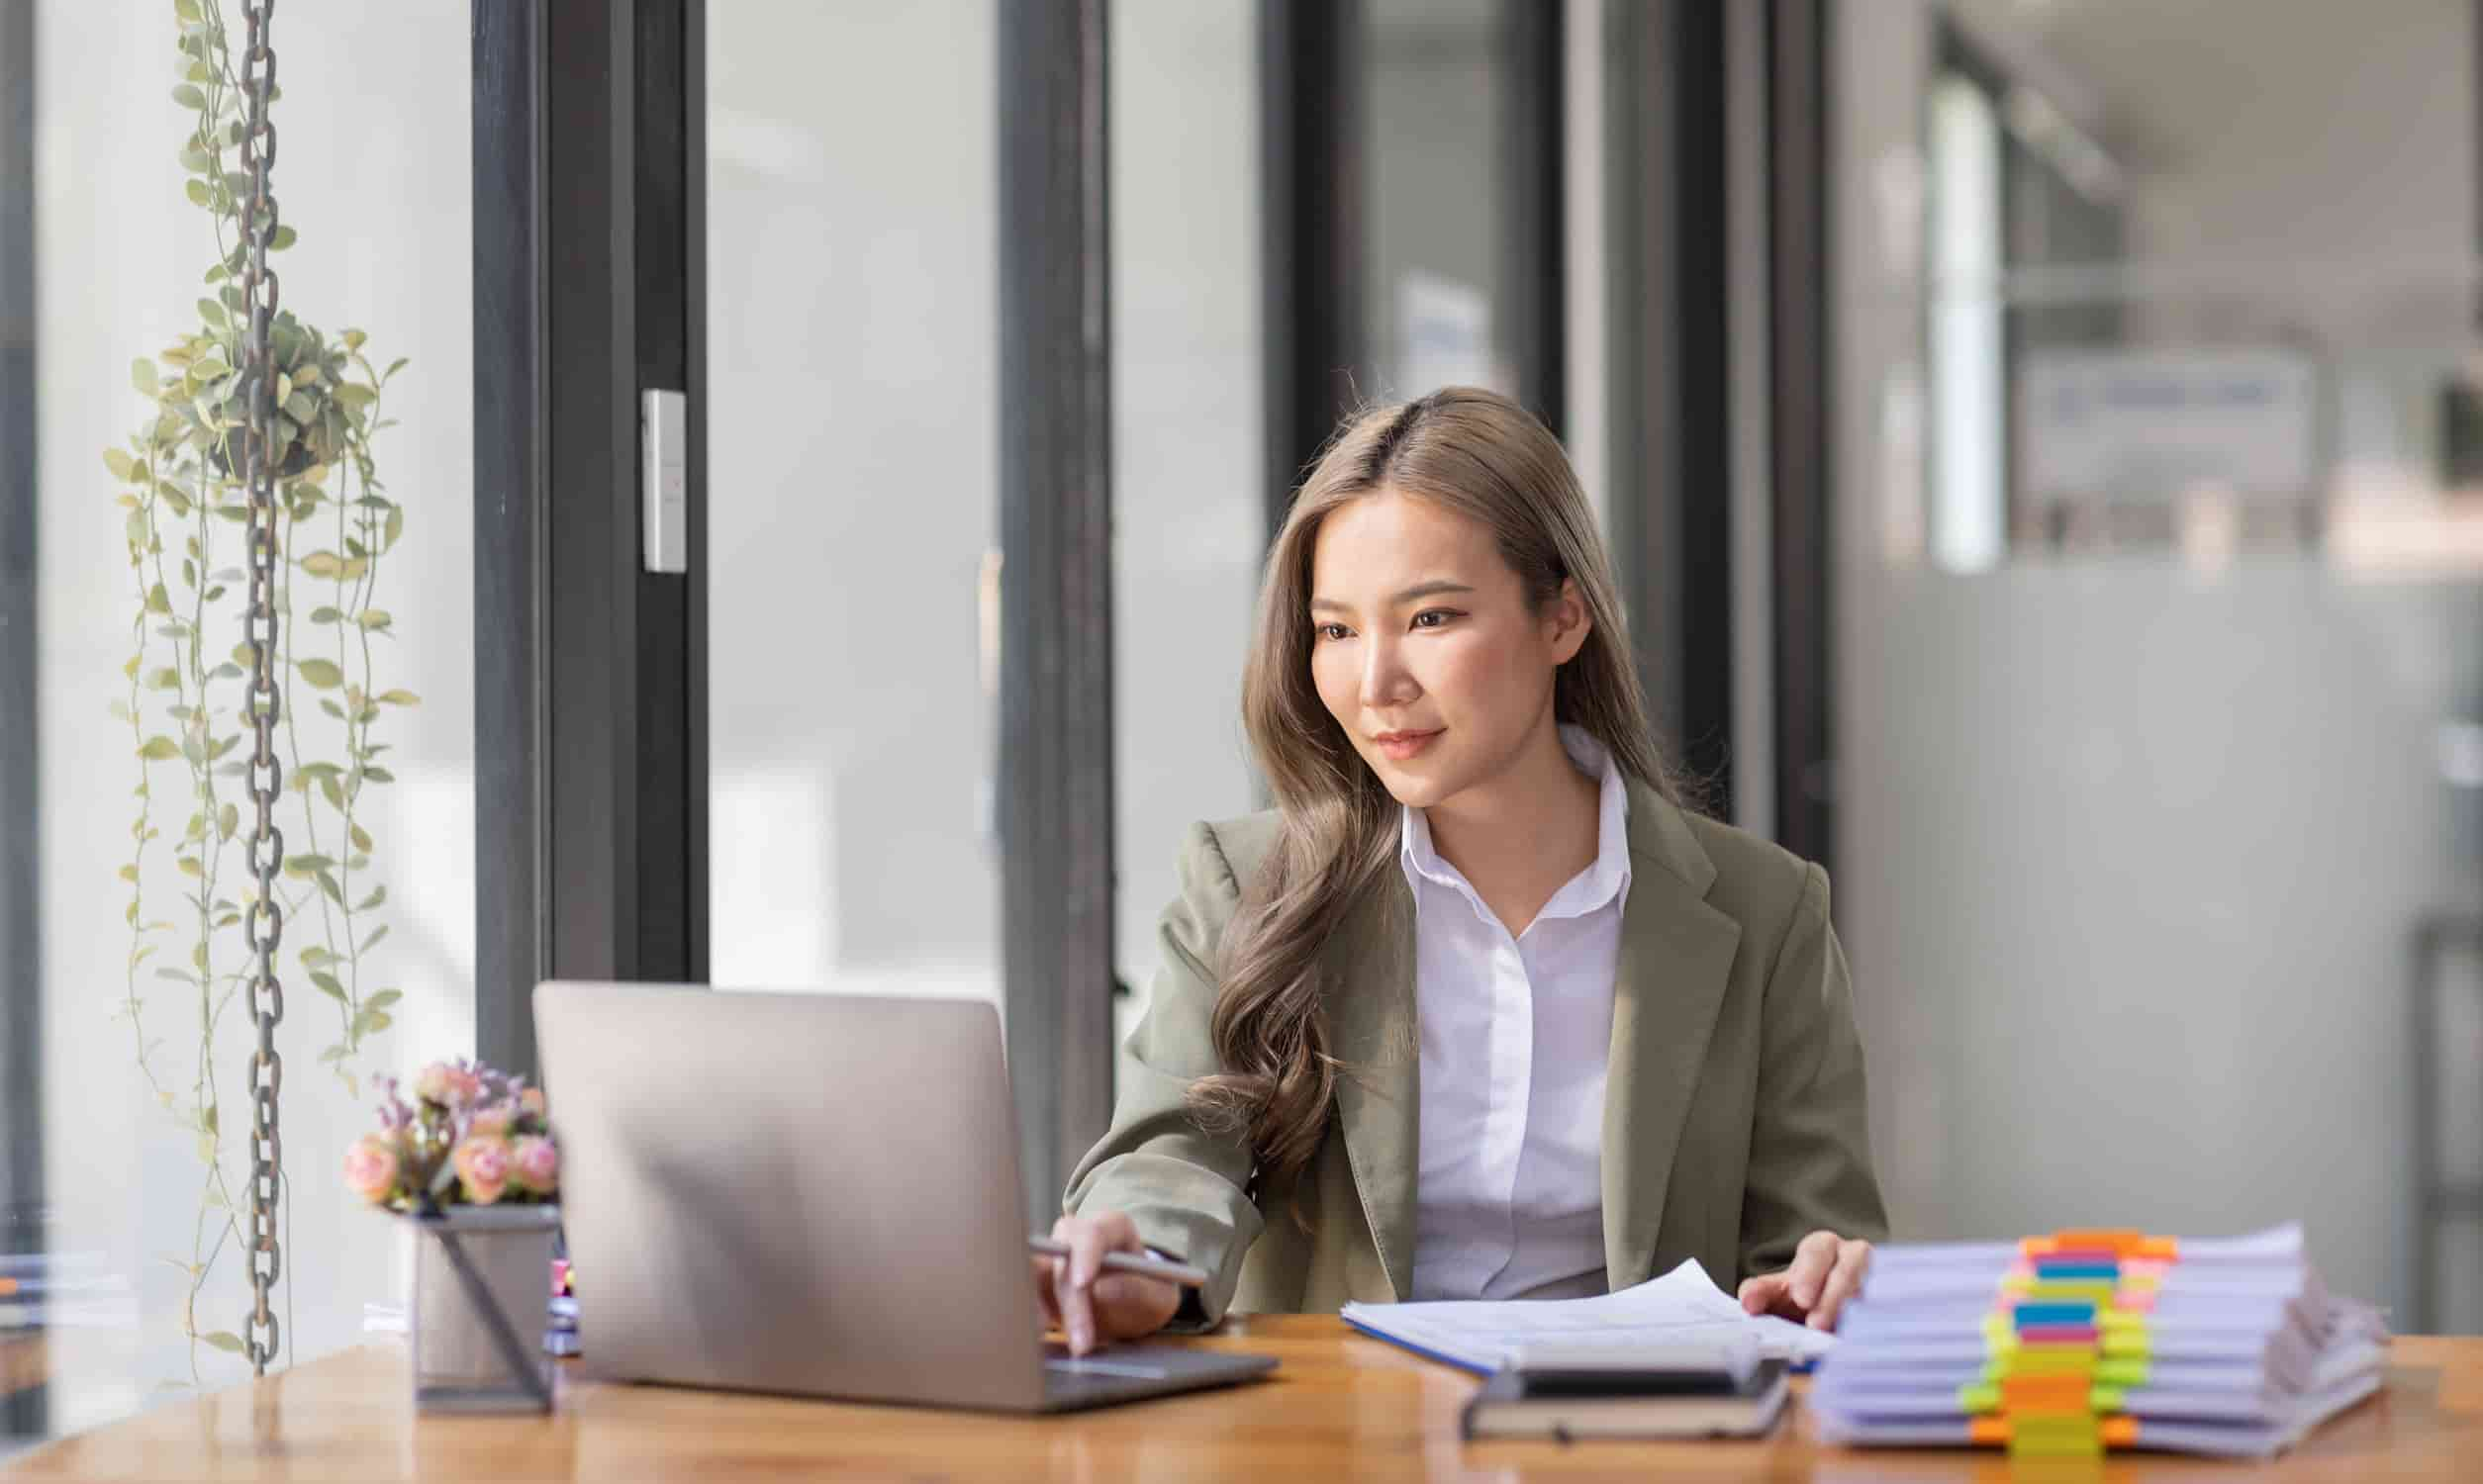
[14,0,474,1450]
[1834,0,2482,1329]
[1110,0,1265,1072]
[1362,0,1523,401]
[705,1,1002,1005]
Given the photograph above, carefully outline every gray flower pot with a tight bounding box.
[408,1203,559,1413]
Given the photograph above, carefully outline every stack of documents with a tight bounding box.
[1342,1258,1836,1375]
[1811,1223,2387,1459]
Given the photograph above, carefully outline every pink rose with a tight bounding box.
[511,1135,559,1196]
[413,1061,481,1108]
[468,1102,515,1141]
[342,1134,400,1205]
[452,1138,511,1206]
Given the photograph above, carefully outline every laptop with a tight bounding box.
[533,979,1276,1413]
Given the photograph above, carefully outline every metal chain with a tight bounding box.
[237,0,286,1378]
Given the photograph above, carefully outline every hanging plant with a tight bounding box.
[107,0,413,1381]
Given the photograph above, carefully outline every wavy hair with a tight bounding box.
[1186,387,1682,1215]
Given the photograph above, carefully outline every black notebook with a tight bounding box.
[1460,1350,1792,1442]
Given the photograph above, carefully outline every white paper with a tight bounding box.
[1340,1257,1837,1372]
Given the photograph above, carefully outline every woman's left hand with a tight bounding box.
[1737,1231,1872,1332]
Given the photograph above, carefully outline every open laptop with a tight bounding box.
[533,980,1276,1413]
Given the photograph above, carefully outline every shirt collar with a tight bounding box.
[1398,723,1634,922]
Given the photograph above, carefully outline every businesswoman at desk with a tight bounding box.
[1038,387,1887,1356]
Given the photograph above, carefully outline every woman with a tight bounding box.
[1038,388,1885,1356]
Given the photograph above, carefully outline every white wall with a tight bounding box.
[35,0,473,1412]
[1831,0,2481,1321]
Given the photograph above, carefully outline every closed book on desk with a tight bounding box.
[1460,1355,1791,1441]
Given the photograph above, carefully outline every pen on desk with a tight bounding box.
[1026,1236,1209,1289]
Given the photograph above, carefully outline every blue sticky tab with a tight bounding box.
[2033,1261,2120,1281]
[2013,1302,2097,1327]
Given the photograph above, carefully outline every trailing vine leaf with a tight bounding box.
[113,0,414,1385]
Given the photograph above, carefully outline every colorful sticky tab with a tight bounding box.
[2000,1374,2092,1413]
[2009,1345,2100,1376]
[2032,1260,2121,1281]
[2016,1330,2095,1359]
[2012,1301,2097,1327]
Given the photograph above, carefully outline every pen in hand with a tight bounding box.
[1026,1235,1208,1289]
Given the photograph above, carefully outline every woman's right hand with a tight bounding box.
[1032,1209,1183,1356]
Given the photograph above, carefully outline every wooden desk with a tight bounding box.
[10,1320,2481,1481]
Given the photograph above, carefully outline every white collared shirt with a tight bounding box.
[1402,724,1631,1302]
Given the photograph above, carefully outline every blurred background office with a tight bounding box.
[4,0,2481,1455]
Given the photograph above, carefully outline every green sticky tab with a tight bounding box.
[2096,1357,2149,1388]
[2101,1331,2151,1358]
[2090,1384,2125,1413]
[1960,1382,2000,1413]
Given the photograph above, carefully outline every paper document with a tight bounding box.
[1340,1258,1836,1375]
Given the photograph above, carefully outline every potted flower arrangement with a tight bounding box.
[346,1061,559,1411]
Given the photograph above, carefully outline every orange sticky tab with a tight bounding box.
[2052,1229,2145,1254]
[2135,1237,2177,1260]
[1969,1417,2011,1445]
[0,1277,16,1297]
[2102,1416,2140,1446]
[2002,1374,2093,1413]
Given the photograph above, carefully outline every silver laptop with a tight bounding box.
[533,980,1276,1412]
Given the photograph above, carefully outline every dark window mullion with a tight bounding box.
[999,0,1116,1229]
[1262,0,1366,538]
[1767,0,1834,869]
[1609,0,1735,798]
[1507,0,1567,436]
[1,2,43,1437]
[473,0,705,1074]
[1,0,46,1290]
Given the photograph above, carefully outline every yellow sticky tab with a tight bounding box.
[2011,1345,2100,1376]
[2022,1280,2115,1305]
[2012,1434,2107,1457]
[2010,1417,2105,1457]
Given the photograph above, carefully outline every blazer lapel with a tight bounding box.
[1601,785,1742,1290]
[1326,871,1418,1301]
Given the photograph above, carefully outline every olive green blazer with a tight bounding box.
[1063,781,1887,1326]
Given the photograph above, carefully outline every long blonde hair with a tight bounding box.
[1188,387,1681,1212]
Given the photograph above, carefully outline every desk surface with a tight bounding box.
[10,1320,2481,1481]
